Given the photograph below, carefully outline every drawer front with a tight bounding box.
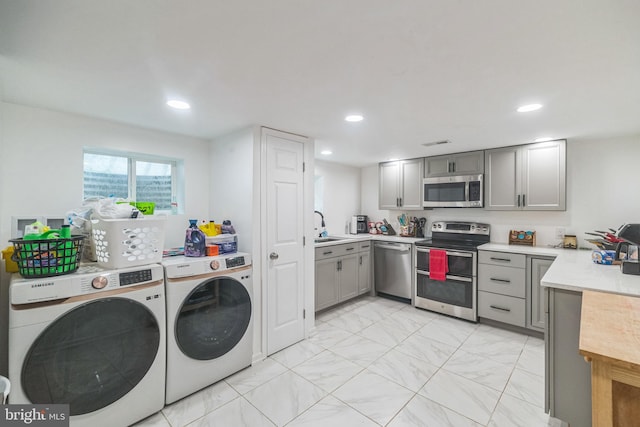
[358,241,372,252]
[315,243,359,260]
[479,250,526,269]
[478,264,526,298]
[478,291,526,327]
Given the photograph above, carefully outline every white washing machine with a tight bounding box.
[162,253,253,404]
[8,263,166,427]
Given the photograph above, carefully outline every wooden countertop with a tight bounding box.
[579,290,640,367]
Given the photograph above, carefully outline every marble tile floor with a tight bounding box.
[134,296,567,427]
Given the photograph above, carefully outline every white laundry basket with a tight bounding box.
[91,217,166,269]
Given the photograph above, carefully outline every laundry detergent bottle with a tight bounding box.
[184,219,206,257]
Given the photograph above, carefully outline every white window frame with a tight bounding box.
[83,148,181,214]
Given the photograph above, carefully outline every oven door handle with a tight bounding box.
[443,274,473,282]
[422,248,473,258]
[422,272,473,282]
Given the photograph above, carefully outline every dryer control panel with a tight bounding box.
[226,256,246,269]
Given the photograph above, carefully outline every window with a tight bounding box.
[83,150,179,212]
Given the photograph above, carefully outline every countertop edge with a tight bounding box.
[314,234,425,248]
[480,243,640,297]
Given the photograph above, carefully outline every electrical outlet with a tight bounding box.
[556,227,566,239]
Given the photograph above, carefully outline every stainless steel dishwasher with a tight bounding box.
[374,241,412,301]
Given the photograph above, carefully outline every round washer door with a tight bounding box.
[176,276,251,360]
[21,298,160,416]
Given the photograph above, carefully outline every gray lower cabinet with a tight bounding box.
[528,257,554,332]
[339,254,358,301]
[315,257,340,311]
[357,242,372,294]
[546,288,591,427]
[478,251,527,326]
[479,250,554,333]
[315,242,371,312]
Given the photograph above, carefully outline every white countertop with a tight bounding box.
[479,243,640,297]
[478,243,563,258]
[314,234,425,248]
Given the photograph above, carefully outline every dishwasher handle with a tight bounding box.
[374,242,411,252]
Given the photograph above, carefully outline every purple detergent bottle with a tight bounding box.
[184,219,206,257]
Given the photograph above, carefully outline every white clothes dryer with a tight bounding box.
[8,263,166,427]
[162,253,253,404]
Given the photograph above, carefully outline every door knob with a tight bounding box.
[270,252,279,260]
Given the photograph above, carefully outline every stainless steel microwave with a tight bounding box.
[423,174,483,208]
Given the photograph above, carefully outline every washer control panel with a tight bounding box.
[10,263,164,305]
[119,269,153,286]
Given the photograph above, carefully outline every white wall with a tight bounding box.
[0,102,211,375]
[209,127,258,255]
[209,126,263,360]
[0,103,211,248]
[314,160,361,235]
[361,135,640,247]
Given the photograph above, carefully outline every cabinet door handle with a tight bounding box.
[359,255,362,265]
[323,251,333,256]
[490,278,511,283]
[517,194,521,207]
[490,305,511,312]
[490,257,511,262]
[337,260,341,271]
[452,162,455,173]
[346,247,355,251]
[399,197,403,206]
[522,194,526,207]
[396,197,400,207]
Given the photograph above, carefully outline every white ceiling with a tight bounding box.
[1,0,639,167]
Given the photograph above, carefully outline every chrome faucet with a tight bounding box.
[314,210,326,237]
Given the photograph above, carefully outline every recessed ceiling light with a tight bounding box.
[517,103,543,113]
[167,99,191,110]
[534,137,555,142]
[345,114,364,122]
[321,150,333,155]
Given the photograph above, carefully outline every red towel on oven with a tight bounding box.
[429,249,448,281]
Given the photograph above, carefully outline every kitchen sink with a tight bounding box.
[314,237,346,243]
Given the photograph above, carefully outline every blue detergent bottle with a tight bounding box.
[184,219,206,257]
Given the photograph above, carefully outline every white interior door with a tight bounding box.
[265,130,305,355]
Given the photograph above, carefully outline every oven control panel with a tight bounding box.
[432,221,490,235]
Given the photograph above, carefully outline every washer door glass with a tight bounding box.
[176,276,251,360]
[21,298,160,416]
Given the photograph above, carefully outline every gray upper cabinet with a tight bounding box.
[485,140,566,211]
[425,150,484,177]
[379,158,423,210]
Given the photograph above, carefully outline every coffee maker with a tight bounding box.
[350,215,368,234]
[615,224,640,275]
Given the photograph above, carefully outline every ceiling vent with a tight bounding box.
[422,140,451,147]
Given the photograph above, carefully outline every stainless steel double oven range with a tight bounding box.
[414,221,490,322]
